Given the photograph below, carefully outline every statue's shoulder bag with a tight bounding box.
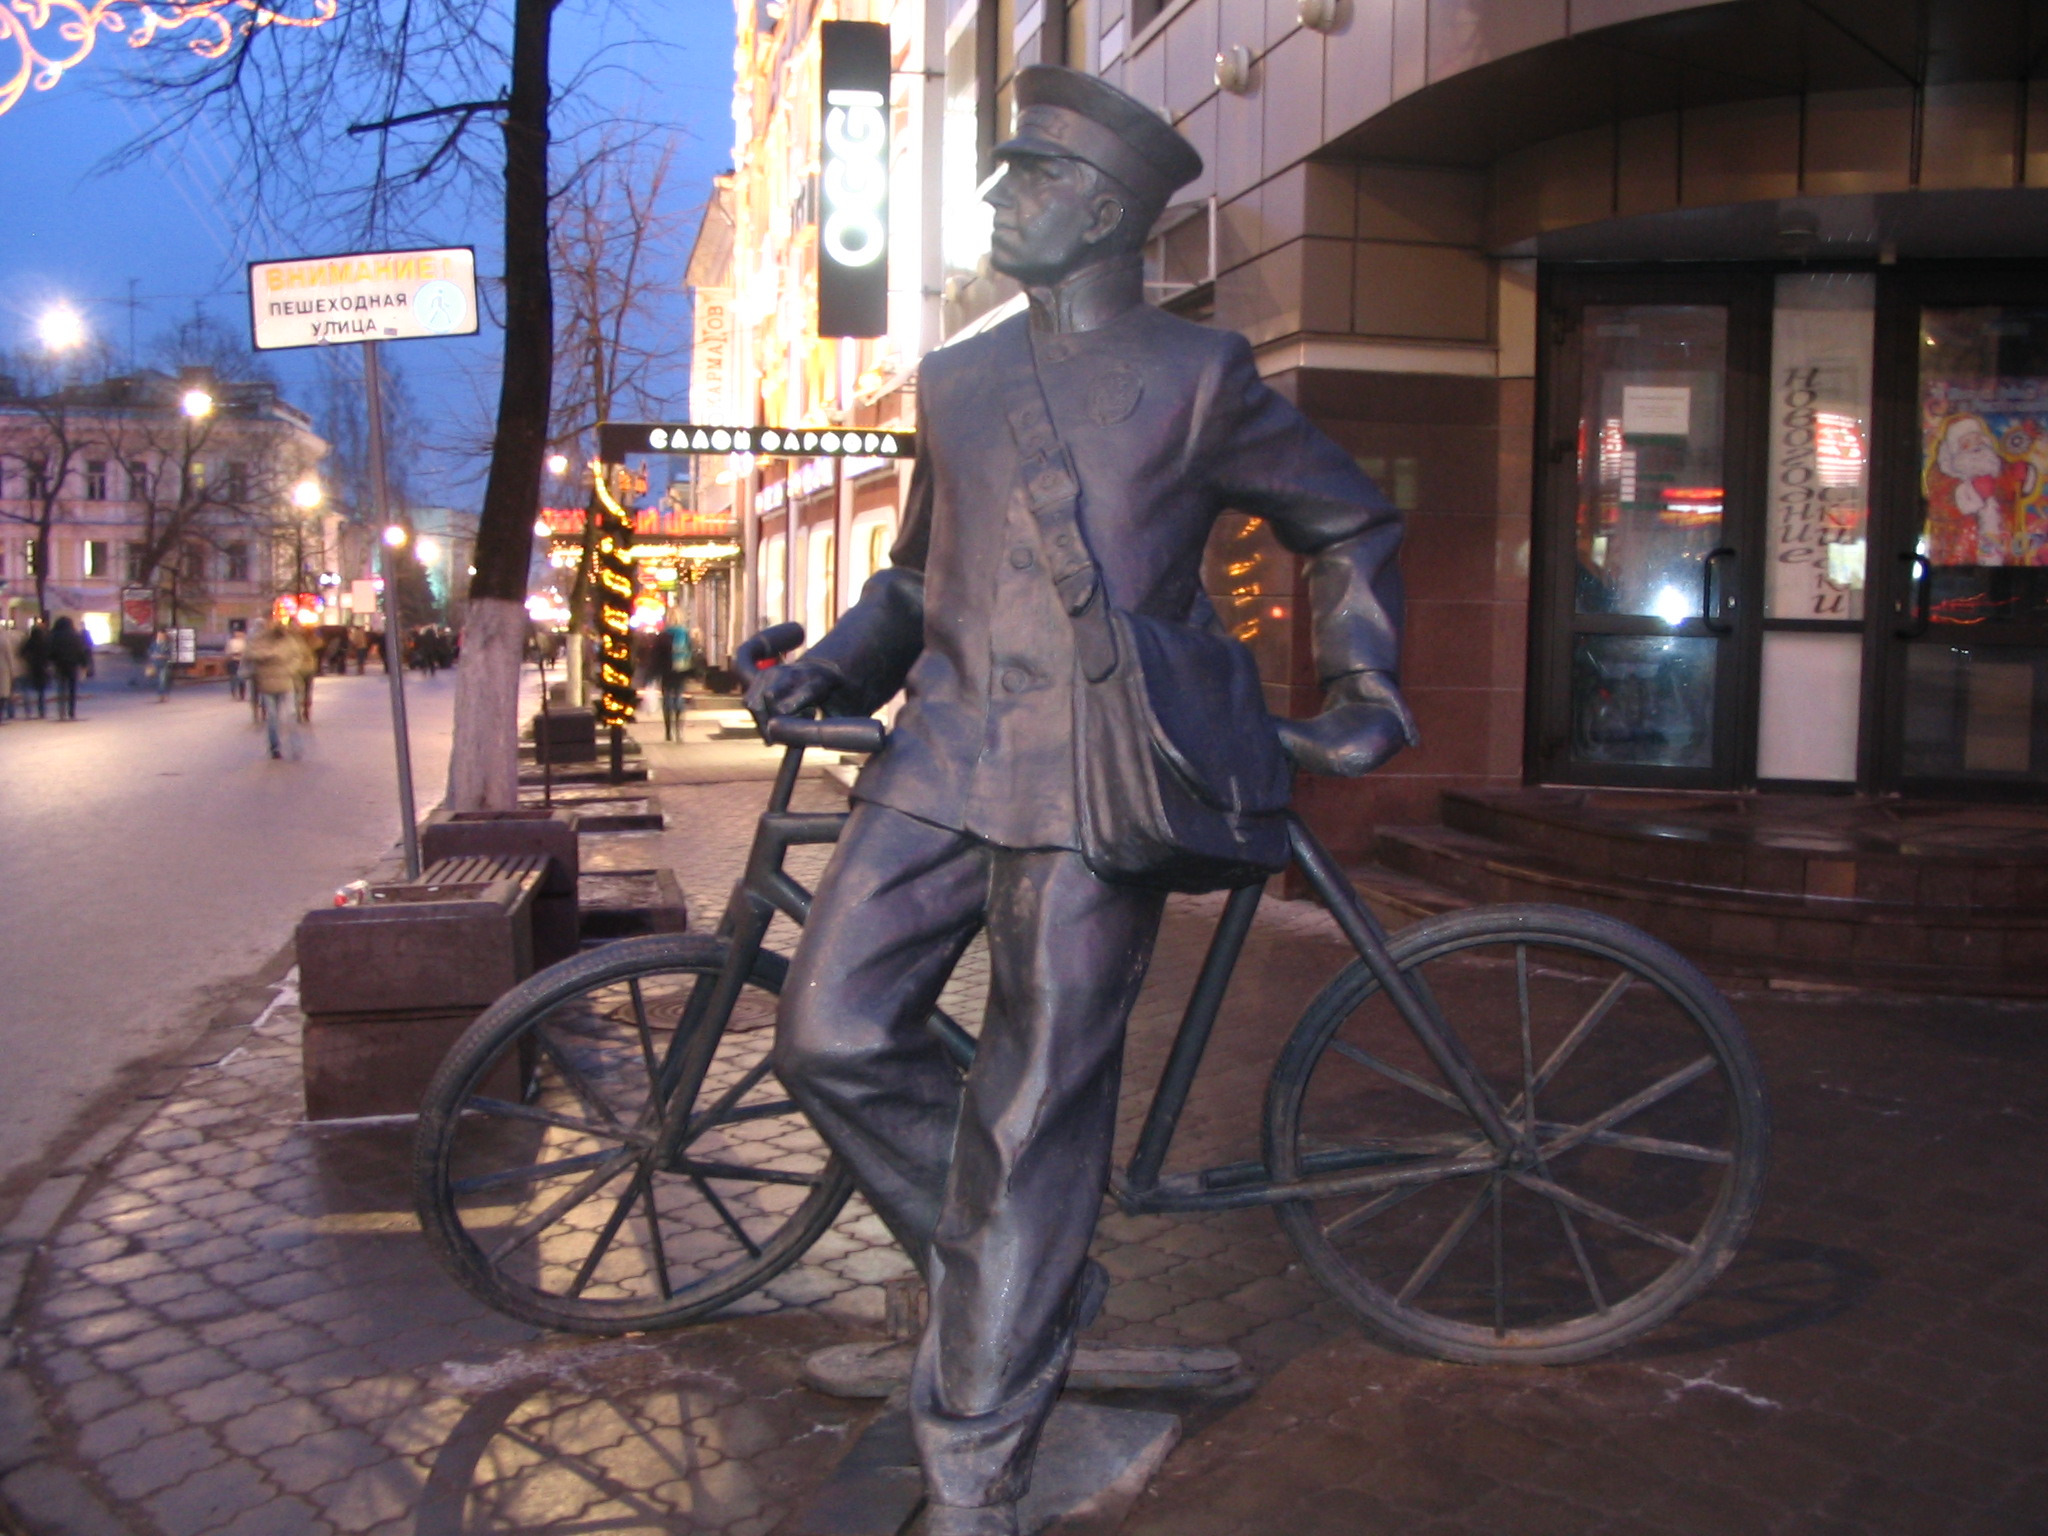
[1003,336,1293,893]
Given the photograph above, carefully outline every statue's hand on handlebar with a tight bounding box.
[744,660,840,728]
[1274,669,1419,778]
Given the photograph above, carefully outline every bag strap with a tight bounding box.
[1000,328,1120,682]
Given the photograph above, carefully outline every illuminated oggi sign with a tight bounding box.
[817,20,889,339]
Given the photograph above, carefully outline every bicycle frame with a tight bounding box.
[663,742,1520,1213]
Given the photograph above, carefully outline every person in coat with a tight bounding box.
[743,66,1413,1536]
[244,621,313,758]
[49,616,90,719]
[17,619,50,719]
[0,624,17,721]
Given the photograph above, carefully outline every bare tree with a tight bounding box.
[0,353,110,618]
[102,391,313,627]
[548,133,691,702]
[116,0,582,809]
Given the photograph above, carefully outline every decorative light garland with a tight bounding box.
[2,0,338,119]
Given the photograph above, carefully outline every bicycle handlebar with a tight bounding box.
[762,715,887,754]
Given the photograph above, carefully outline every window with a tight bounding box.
[185,460,206,497]
[225,543,250,582]
[126,543,148,583]
[84,540,107,578]
[127,461,148,500]
[26,459,47,500]
[24,541,39,575]
[85,460,107,500]
[226,461,248,502]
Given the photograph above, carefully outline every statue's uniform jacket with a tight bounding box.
[805,303,1405,841]
[775,299,1404,1510]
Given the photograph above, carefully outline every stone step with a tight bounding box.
[1441,789,2048,914]
[1367,823,2048,997]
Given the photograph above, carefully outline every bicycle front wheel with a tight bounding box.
[414,934,853,1333]
[1265,904,1768,1365]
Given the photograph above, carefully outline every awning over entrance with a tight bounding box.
[1328,0,2048,171]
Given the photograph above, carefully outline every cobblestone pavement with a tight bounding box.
[4,733,2047,1533]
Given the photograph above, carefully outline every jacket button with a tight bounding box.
[1001,668,1029,693]
[1010,547,1035,570]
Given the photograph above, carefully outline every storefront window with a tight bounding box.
[1902,305,2048,782]
[1571,635,1716,769]
[1572,305,1727,624]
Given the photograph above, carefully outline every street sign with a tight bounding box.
[247,247,479,351]
[597,422,915,461]
[818,21,889,338]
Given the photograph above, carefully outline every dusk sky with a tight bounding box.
[0,1,736,510]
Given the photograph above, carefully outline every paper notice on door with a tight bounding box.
[1622,384,1691,437]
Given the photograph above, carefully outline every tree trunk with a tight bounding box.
[446,0,555,811]
[445,596,528,810]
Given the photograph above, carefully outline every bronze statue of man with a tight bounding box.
[746,65,1414,1536]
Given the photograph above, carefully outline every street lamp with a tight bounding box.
[36,304,85,354]
[181,388,214,420]
[382,524,408,549]
[291,479,323,511]
[546,453,569,477]
[533,518,552,539]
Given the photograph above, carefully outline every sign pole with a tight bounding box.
[365,339,421,879]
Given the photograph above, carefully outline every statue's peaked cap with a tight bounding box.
[995,65,1203,209]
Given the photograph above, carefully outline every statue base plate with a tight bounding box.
[780,1400,1181,1536]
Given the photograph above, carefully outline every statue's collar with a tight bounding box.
[1025,253,1145,335]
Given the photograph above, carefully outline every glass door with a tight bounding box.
[1874,278,2048,793]
[1533,272,1769,787]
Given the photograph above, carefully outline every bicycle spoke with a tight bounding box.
[676,1157,826,1188]
[451,1148,622,1197]
[1516,944,1535,1134]
[1329,1038,1467,1117]
[1396,1178,1492,1305]
[1524,969,1633,1108]
[640,1172,673,1301]
[1509,1172,1693,1256]
[534,1030,628,1130]
[1549,1125,1734,1164]
[462,1096,650,1147]
[1490,1172,1506,1336]
[1550,1192,1607,1314]
[567,1164,652,1298]
[1538,1055,1717,1162]
[1321,1179,1428,1241]
[628,978,661,1089]
[486,1148,640,1264]
[682,1054,778,1143]
[689,1174,763,1259]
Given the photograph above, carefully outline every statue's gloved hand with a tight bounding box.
[742,656,842,730]
[1274,669,1419,778]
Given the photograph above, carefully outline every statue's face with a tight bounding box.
[985,153,1124,283]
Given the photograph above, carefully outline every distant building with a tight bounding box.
[0,365,333,645]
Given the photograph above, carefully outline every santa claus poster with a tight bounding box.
[1922,379,2048,568]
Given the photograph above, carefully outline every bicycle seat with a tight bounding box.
[763,715,888,754]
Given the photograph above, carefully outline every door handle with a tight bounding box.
[1897,552,1931,637]
[1701,547,1737,634]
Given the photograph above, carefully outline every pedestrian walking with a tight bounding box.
[657,619,695,741]
[294,625,318,722]
[245,621,313,759]
[50,617,90,720]
[0,624,17,722]
[225,624,248,702]
[18,619,50,719]
[145,629,174,703]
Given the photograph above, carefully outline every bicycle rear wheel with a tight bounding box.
[414,934,853,1333]
[1265,904,1767,1365]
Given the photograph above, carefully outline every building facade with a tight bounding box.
[0,366,332,646]
[706,0,2048,884]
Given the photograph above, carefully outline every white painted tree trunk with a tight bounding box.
[445,597,526,812]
